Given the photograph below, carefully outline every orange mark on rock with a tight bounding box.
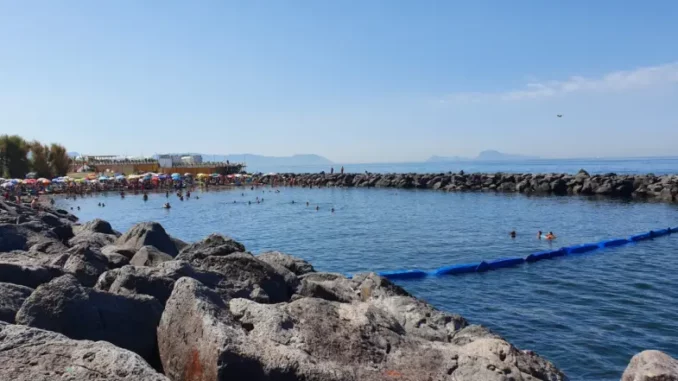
[384,370,403,378]
[185,349,203,381]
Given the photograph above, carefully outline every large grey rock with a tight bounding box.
[63,245,109,287]
[622,350,678,381]
[176,233,246,262]
[75,218,115,235]
[116,222,178,256]
[101,244,136,259]
[193,253,293,303]
[0,283,33,323]
[0,224,58,253]
[16,274,163,369]
[95,261,234,306]
[0,259,63,288]
[130,245,174,267]
[258,251,315,275]
[158,277,567,381]
[0,324,168,381]
[69,231,116,249]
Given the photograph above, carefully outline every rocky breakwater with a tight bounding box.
[0,199,676,380]
[256,170,678,202]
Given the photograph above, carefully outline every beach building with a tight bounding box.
[73,154,245,176]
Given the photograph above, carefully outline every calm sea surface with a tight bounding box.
[248,157,678,175]
[58,172,678,381]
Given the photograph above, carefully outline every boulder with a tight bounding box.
[193,253,293,303]
[16,275,163,369]
[116,222,178,256]
[130,245,174,267]
[75,218,115,235]
[257,251,315,275]
[95,261,234,306]
[0,283,33,323]
[63,245,109,287]
[176,233,246,262]
[622,350,678,381]
[68,231,117,249]
[0,324,168,381]
[0,259,63,288]
[101,244,137,259]
[158,277,567,381]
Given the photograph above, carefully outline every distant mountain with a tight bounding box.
[161,153,333,167]
[475,150,539,161]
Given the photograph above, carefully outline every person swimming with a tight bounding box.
[331,208,335,213]
[101,203,105,207]
[546,232,556,240]
[165,191,169,198]
[179,196,184,201]
[537,230,542,239]
[163,202,171,209]
[143,194,148,201]
[306,201,309,206]
[248,201,251,205]
[97,202,101,207]
[291,200,295,204]
[510,230,516,238]
[315,206,319,211]
[77,206,80,210]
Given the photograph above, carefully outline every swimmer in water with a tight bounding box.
[77,206,80,210]
[163,202,171,209]
[546,232,556,240]
[233,200,236,204]
[180,196,184,201]
[291,200,295,204]
[316,206,319,211]
[261,198,264,202]
[195,196,199,199]
[306,201,309,206]
[241,193,244,196]
[248,201,251,205]
[101,203,105,207]
[537,230,542,239]
[187,191,191,198]
[143,194,148,201]
[331,208,335,213]
[510,230,516,238]
[166,191,169,198]
[98,203,101,207]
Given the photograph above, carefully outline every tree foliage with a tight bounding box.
[30,141,52,178]
[0,135,31,178]
[48,143,71,176]
[0,135,71,179]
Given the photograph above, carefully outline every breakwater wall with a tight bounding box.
[367,226,678,281]
[254,170,678,202]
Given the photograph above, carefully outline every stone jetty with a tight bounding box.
[0,199,676,380]
[254,170,678,202]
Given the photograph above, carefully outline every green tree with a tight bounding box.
[30,141,53,178]
[48,143,71,176]
[0,135,31,178]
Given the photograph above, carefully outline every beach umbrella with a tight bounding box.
[99,176,109,181]
[24,179,37,185]
[115,175,126,181]
[42,179,51,185]
[184,173,192,177]
[158,174,168,180]
[1,182,13,188]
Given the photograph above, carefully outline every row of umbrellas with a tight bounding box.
[1,172,252,187]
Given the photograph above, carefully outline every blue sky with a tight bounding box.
[1,1,677,163]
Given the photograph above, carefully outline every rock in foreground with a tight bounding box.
[158,277,567,381]
[622,350,678,381]
[0,323,168,381]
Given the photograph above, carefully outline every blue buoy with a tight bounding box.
[564,243,598,254]
[486,257,525,270]
[598,238,631,248]
[432,263,480,276]
[378,269,428,280]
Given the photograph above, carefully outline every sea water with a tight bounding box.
[59,185,678,381]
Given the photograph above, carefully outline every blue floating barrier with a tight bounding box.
[670,227,678,233]
[598,238,631,248]
[564,243,598,255]
[378,269,428,280]
[630,232,652,242]
[525,248,564,263]
[475,261,490,272]
[486,257,525,270]
[432,263,480,276]
[652,229,670,238]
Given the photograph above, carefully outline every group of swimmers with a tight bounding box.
[509,230,556,240]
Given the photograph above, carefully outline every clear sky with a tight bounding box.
[1,1,677,163]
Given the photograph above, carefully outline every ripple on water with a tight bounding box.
[58,187,678,381]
